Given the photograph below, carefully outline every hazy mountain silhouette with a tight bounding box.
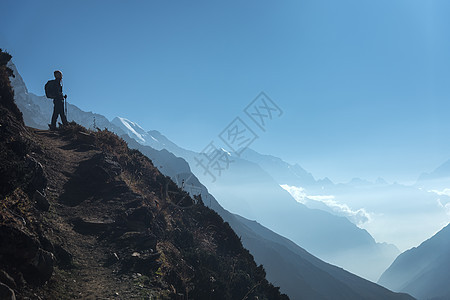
[239,149,318,187]
[122,135,415,300]
[417,159,450,190]
[378,223,450,300]
[250,144,449,257]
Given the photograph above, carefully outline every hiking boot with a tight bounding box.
[48,124,57,131]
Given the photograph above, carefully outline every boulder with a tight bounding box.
[125,206,154,231]
[28,249,55,284]
[76,131,96,144]
[72,217,114,235]
[117,231,157,251]
[54,244,73,269]
[0,225,39,261]
[25,155,47,193]
[121,251,161,275]
[0,226,55,285]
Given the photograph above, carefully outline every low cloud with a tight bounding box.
[280,185,308,204]
[281,184,371,225]
[437,199,450,216]
[429,189,450,215]
[429,188,450,196]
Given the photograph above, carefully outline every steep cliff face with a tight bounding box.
[0,50,287,299]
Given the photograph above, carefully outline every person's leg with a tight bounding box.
[50,100,58,129]
[54,100,65,127]
[60,103,68,125]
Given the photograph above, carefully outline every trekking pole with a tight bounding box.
[62,78,68,121]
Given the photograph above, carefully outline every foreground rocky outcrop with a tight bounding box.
[0,50,287,299]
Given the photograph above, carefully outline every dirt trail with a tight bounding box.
[31,129,139,299]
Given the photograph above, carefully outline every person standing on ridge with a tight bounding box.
[45,70,68,130]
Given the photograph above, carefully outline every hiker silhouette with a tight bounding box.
[45,70,68,130]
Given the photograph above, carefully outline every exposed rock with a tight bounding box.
[136,233,158,251]
[103,154,122,177]
[72,217,114,235]
[124,206,154,230]
[25,155,47,193]
[76,131,96,144]
[121,251,161,275]
[0,270,16,289]
[33,190,49,211]
[116,231,158,252]
[9,139,28,157]
[124,199,142,209]
[0,226,39,261]
[0,226,55,286]
[103,252,120,267]
[60,153,123,206]
[32,249,55,283]
[86,153,122,180]
[0,282,16,300]
[53,244,73,269]
[39,235,54,253]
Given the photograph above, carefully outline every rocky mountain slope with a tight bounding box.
[0,50,287,299]
[378,223,450,300]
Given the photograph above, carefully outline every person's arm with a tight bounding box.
[61,82,67,99]
[55,81,64,100]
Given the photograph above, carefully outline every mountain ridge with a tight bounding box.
[378,223,450,300]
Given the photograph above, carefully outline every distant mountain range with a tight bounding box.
[122,134,414,300]
[107,96,450,300]
[417,160,450,190]
[378,223,450,300]
[9,61,416,299]
[114,117,401,281]
[247,146,450,254]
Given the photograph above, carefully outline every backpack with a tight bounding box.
[45,80,56,99]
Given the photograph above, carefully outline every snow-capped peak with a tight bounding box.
[112,117,147,143]
[111,116,163,148]
[220,148,231,156]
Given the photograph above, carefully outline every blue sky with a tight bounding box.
[2,0,449,183]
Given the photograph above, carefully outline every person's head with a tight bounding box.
[54,70,63,80]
